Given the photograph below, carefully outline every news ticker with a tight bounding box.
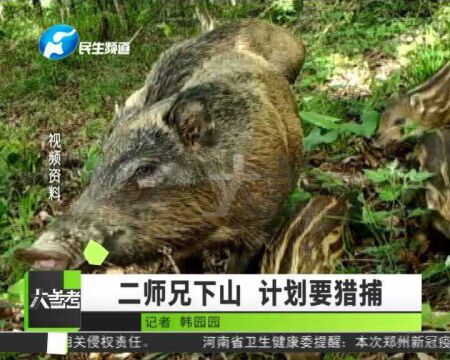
[24,272,423,332]
[1,271,448,354]
[24,271,422,333]
[0,332,450,354]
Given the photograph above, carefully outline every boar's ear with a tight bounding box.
[14,248,69,270]
[165,97,215,147]
[410,94,425,114]
[425,187,443,212]
[114,102,122,118]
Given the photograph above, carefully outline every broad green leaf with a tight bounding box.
[303,127,339,151]
[372,210,395,224]
[433,313,450,329]
[362,208,398,226]
[360,110,380,137]
[311,168,345,191]
[362,205,377,225]
[407,208,431,218]
[300,112,341,129]
[340,122,365,136]
[422,303,433,323]
[364,169,389,183]
[404,121,422,137]
[8,278,24,303]
[288,188,311,204]
[406,169,434,183]
[422,303,450,330]
[378,186,401,201]
[156,22,172,37]
[300,110,379,144]
[422,262,447,281]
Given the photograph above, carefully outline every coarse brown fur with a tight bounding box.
[118,19,305,124]
[261,196,348,274]
[416,128,450,238]
[16,48,303,272]
[376,62,450,147]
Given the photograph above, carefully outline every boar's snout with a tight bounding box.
[14,216,120,270]
[15,247,70,271]
[372,133,391,149]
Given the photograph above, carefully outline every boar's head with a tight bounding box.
[15,77,289,271]
[16,91,220,269]
[375,62,450,148]
[374,96,423,148]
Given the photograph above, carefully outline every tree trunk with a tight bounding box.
[96,0,110,41]
[113,0,128,32]
[32,0,43,18]
[0,3,4,23]
[55,0,65,22]
[65,0,76,17]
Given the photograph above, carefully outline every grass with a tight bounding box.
[290,1,450,314]
[0,0,449,320]
[0,0,171,287]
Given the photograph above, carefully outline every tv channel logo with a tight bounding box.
[39,24,79,60]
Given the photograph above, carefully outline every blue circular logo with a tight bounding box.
[39,24,79,60]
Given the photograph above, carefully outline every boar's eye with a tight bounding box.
[393,117,406,126]
[134,165,155,178]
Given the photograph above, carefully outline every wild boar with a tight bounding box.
[260,196,348,274]
[118,19,305,123]
[416,128,450,238]
[15,49,303,272]
[375,61,450,148]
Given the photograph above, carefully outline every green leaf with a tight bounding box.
[433,313,450,329]
[362,208,398,227]
[8,278,24,303]
[81,144,102,183]
[288,188,311,204]
[339,122,365,136]
[311,168,345,191]
[378,186,401,201]
[361,206,373,225]
[421,303,433,323]
[422,262,447,281]
[406,169,434,183]
[156,22,172,37]
[300,110,379,146]
[404,121,422,137]
[407,208,431,218]
[364,169,389,183]
[0,198,7,218]
[360,110,380,137]
[372,210,395,224]
[303,127,339,151]
[300,112,341,129]
[422,302,450,330]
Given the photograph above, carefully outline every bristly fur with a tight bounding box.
[261,196,348,274]
[16,20,305,273]
[417,129,450,238]
[376,62,450,147]
[116,19,305,126]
